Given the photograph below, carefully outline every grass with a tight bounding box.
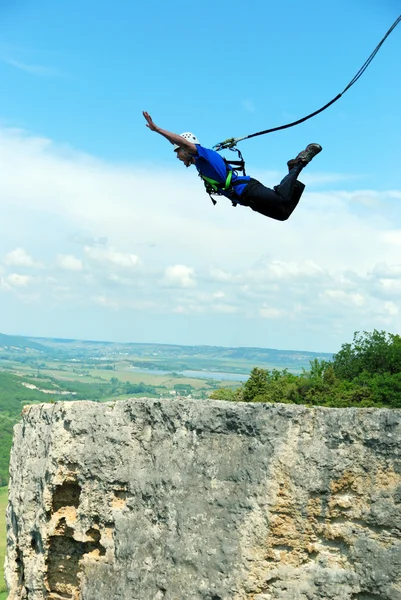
[7,363,228,396]
[0,486,8,595]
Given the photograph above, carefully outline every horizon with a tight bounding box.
[0,330,333,356]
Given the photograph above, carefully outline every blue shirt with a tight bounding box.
[194,144,250,202]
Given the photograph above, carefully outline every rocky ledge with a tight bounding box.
[5,398,401,600]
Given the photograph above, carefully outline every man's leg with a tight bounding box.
[239,143,321,221]
[272,163,305,218]
[240,169,305,221]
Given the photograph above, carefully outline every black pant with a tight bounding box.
[240,164,305,221]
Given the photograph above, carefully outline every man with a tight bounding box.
[143,111,322,221]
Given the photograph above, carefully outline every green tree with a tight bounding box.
[242,368,269,402]
[355,371,401,408]
[332,330,401,380]
[209,386,243,402]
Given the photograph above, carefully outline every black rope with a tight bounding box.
[343,14,401,92]
[214,15,401,151]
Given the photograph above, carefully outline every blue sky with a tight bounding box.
[0,0,400,353]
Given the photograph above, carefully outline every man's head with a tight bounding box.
[173,132,199,150]
[174,132,199,167]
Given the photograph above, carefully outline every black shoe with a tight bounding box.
[287,143,322,172]
[287,158,298,172]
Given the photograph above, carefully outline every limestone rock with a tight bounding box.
[5,398,401,599]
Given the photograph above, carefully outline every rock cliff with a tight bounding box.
[5,398,401,600]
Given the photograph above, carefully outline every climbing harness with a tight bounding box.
[213,15,401,152]
[199,147,247,206]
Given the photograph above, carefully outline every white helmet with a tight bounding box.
[173,132,200,151]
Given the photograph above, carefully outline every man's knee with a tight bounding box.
[250,205,290,221]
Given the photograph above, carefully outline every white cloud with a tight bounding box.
[371,262,401,278]
[164,265,196,288]
[0,277,11,291]
[209,267,234,282]
[172,296,238,315]
[5,273,32,287]
[259,304,285,319]
[321,289,366,307]
[4,248,31,267]
[381,230,401,246]
[3,247,40,267]
[213,303,238,314]
[84,246,140,268]
[57,255,84,271]
[248,259,325,282]
[173,304,201,315]
[108,274,135,285]
[93,295,120,310]
[376,279,401,295]
[384,301,399,316]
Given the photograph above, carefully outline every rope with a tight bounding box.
[214,15,401,151]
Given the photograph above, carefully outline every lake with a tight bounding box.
[130,368,249,382]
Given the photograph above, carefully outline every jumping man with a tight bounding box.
[143,111,322,221]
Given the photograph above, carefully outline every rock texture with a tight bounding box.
[5,398,401,600]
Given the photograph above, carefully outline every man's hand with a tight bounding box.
[143,111,159,132]
[142,112,197,156]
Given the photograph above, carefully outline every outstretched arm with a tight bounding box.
[143,111,197,154]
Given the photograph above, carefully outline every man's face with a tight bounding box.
[175,148,192,168]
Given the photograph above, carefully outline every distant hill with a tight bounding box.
[0,332,333,370]
[0,333,49,353]
[29,337,332,361]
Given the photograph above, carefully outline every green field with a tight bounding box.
[0,486,8,596]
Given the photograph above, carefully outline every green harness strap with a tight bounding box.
[201,169,233,193]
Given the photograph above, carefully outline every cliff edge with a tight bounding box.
[5,398,401,600]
